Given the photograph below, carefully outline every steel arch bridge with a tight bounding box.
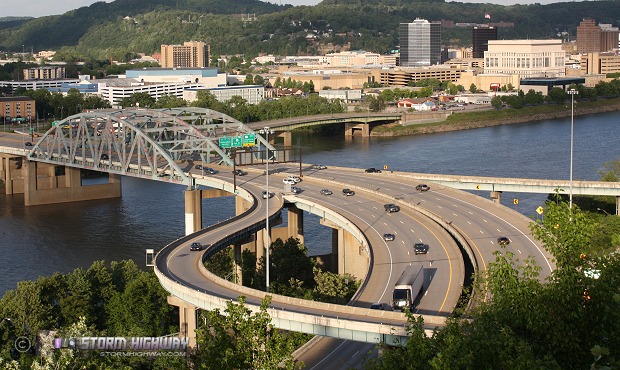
[27,108,275,186]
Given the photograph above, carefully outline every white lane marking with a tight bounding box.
[400,220,404,224]
[479,230,485,234]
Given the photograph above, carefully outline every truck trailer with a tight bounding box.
[392,263,424,311]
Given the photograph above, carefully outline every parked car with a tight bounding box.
[190,242,203,251]
[365,167,381,173]
[384,204,400,212]
[414,242,429,255]
[320,189,333,196]
[497,236,510,245]
[232,169,246,176]
[342,188,355,196]
[416,184,430,192]
[312,164,327,170]
[383,233,395,241]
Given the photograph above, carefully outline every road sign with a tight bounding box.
[219,137,232,148]
[242,133,256,147]
[536,206,544,215]
[232,136,243,148]
[513,198,519,205]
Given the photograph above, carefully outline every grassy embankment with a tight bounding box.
[371,97,620,137]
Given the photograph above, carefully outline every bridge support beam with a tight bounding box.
[287,204,304,244]
[276,132,292,147]
[344,122,370,137]
[167,296,197,348]
[23,162,121,206]
[1,155,24,195]
[617,196,620,216]
[184,189,202,235]
[234,243,243,285]
[490,191,502,204]
[320,219,369,280]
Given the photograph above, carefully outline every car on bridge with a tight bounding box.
[232,169,247,176]
[414,243,429,255]
[190,242,203,251]
[342,188,355,196]
[291,186,302,194]
[497,236,510,246]
[24,142,33,147]
[283,178,296,185]
[312,164,327,170]
[365,167,381,173]
[100,153,109,160]
[204,167,217,174]
[383,233,395,241]
[370,303,392,310]
[286,175,302,183]
[416,184,430,192]
[384,204,400,212]
[320,189,333,196]
[262,190,275,199]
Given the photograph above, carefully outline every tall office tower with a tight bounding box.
[472,26,498,58]
[600,23,620,52]
[577,19,601,53]
[399,19,441,67]
[160,41,210,68]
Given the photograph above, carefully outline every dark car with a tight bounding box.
[497,236,510,246]
[384,204,400,212]
[190,242,203,251]
[262,190,274,199]
[370,303,389,310]
[342,188,355,196]
[414,243,429,255]
[383,233,395,241]
[416,184,430,192]
[195,164,203,170]
[232,169,247,176]
[204,167,217,174]
[24,142,33,147]
[100,153,109,160]
[365,167,381,173]
[291,186,302,194]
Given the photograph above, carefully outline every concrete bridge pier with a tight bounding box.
[286,205,304,244]
[23,161,121,206]
[617,196,620,216]
[234,243,243,284]
[167,296,197,348]
[320,219,369,280]
[1,155,24,194]
[184,189,202,235]
[275,131,292,147]
[490,191,502,204]
[344,122,370,137]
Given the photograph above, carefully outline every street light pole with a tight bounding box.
[259,126,274,292]
[568,89,578,210]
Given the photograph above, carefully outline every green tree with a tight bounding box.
[194,296,300,370]
[119,92,155,108]
[313,268,360,304]
[469,83,477,93]
[154,94,187,108]
[491,96,502,109]
[546,87,567,104]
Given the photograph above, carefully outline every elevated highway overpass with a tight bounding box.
[1,108,618,366]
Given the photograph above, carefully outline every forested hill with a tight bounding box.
[3,0,620,61]
[0,0,289,51]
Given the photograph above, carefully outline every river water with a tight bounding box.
[1,112,619,295]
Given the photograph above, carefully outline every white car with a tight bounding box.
[286,175,302,183]
[283,178,296,185]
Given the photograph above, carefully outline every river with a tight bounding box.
[1,112,619,295]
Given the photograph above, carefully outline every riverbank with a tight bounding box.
[371,97,620,136]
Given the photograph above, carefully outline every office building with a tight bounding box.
[160,41,210,68]
[472,26,497,58]
[484,39,566,78]
[0,96,36,122]
[23,66,65,80]
[399,19,441,67]
[576,19,619,53]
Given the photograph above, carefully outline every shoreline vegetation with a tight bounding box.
[371,97,620,136]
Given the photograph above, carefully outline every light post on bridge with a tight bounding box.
[568,88,578,211]
[258,126,274,293]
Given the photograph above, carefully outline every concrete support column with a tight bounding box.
[278,131,292,147]
[344,123,370,137]
[337,228,346,275]
[490,191,502,204]
[184,189,202,235]
[235,196,257,254]
[616,196,620,216]
[287,205,304,244]
[234,243,242,285]
[167,296,197,348]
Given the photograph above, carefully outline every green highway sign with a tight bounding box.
[242,133,256,147]
[219,136,232,148]
[232,136,243,147]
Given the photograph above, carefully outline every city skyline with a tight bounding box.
[5,0,587,18]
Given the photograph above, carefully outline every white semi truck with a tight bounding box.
[392,263,424,311]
